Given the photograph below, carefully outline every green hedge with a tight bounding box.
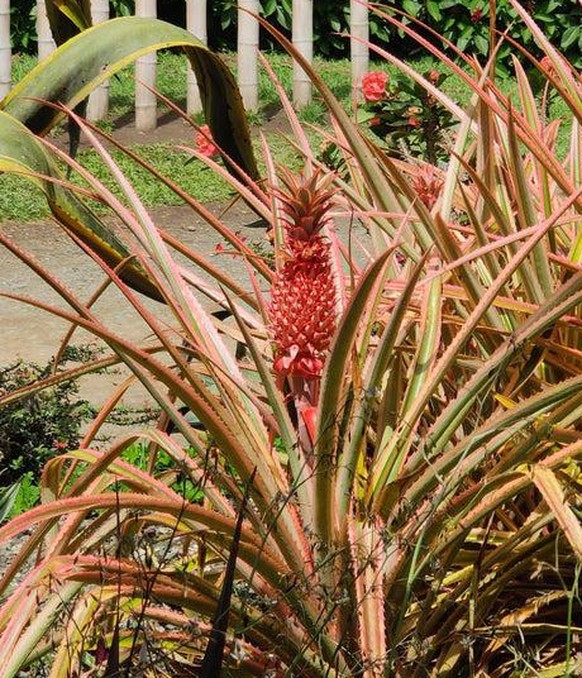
[11,1,581,69]
[394,0,582,68]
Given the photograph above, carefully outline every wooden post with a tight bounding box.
[238,0,259,111]
[292,0,313,107]
[87,0,110,120]
[350,0,369,99]
[0,0,10,98]
[135,0,157,131]
[37,0,56,62]
[186,0,206,114]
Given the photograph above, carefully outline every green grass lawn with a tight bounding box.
[0,50,572,223]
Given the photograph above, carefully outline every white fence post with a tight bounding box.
[0,0,10,98]
[135,0,157,131]
[292,0,313,107]
[87,0,110,120]
[37,0,56,61]
[350,0,369,98]
[186,0,206,114]
[238,0,259,112]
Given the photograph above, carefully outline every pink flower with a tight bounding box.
[361,71,389,102]
[195,124,219,158]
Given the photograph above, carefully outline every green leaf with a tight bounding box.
[561,25,579,50]
[0,109,161,299]
[426,0,442,21]
[46,0,92,45]
[473,33,489,55]
[314,250,391,547]
[0,482,21,522]
[456,24,474,52]
[262,0,276,16]
[402,0,421,16]
[1,17,258,181]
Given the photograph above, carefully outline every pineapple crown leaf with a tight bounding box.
[274,167,336,240]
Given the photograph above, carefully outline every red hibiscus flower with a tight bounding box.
[361,71,389,102]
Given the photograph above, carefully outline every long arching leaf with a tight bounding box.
[0,110,161,299]
[46,0,92,45]
[1,16,258,181]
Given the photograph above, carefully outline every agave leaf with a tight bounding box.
[49,587,106,678]
[371,207,582,512]
[431,435,582,567]
[336,254,428,519]
[409,266,582,478]
[513,57,555,226]
[1,17,258,181]
[46,0,92,44]
[0,112,161,299]
[0,493,286,578]
[347,516,387,672]
[568,119,582,263]
[402,374,582,519]
[440,87,480,223]
[399,272,441,422]
[225,296,309,494]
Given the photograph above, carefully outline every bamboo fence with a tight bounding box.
[2,1,370,129]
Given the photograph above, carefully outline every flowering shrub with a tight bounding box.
[0,352,93,487]
[361,70,389,102]
[360,68,454,163]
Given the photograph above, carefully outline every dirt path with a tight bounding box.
[0,200,264,417]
